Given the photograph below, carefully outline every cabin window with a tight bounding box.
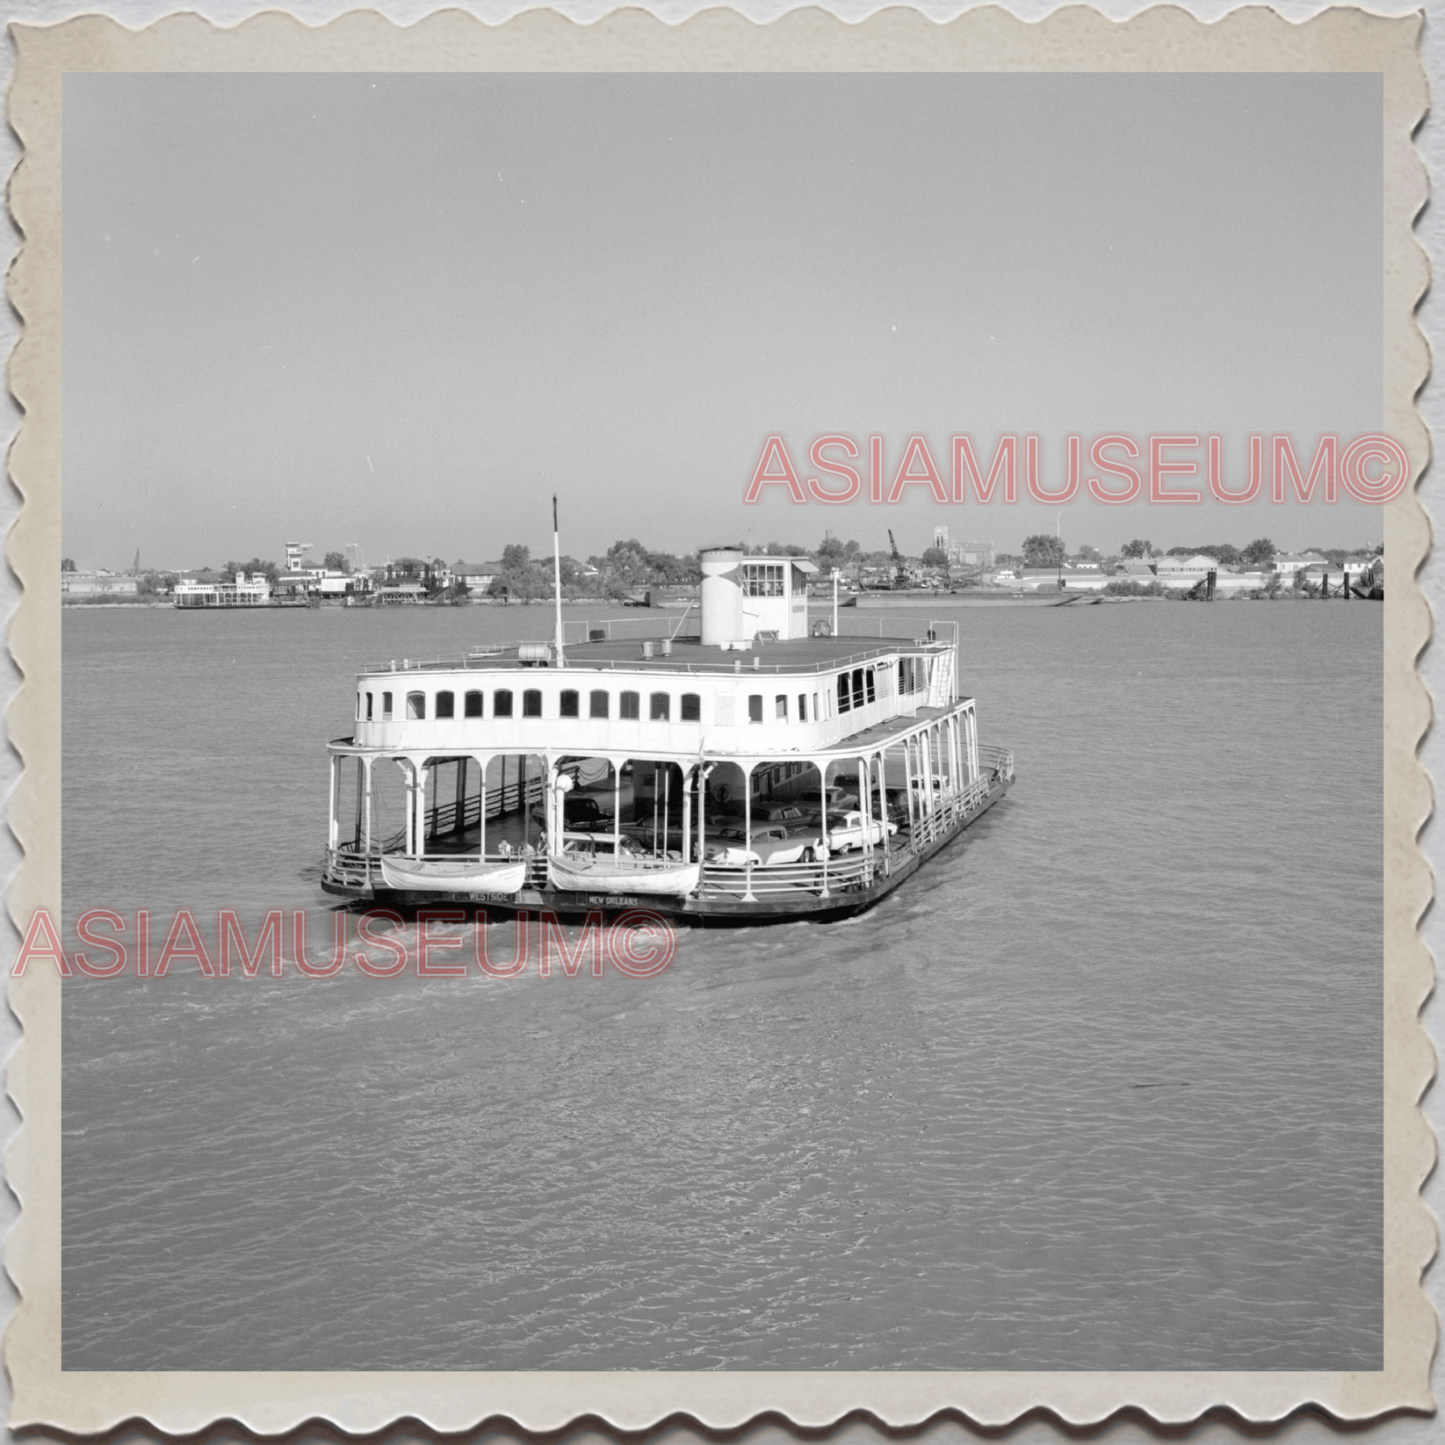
[813,692,820,720]
[741,562,785,598]
[681,693,701,721]
[865,669,876,704]
[590,690,609,719]
[356,694,363,721]
[436,691,455,719]
[620,691,640,720]
[837,674,851,713]
[523,689,543,718]
[775,695,788,721]
[382,691,393,720]
[493,689,513,718]
[748,694,763,723]
[560,690,580,718]
[852,669,866,710]
[650,692,670,721]
[464,690,483,718]
[798,694,807,722]
[407,691,426,720]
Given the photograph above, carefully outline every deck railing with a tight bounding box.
[359,618,961,678]
[977,744,1015,781]
[326,749,1013,895]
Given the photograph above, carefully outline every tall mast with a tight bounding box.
[552,495,565,666]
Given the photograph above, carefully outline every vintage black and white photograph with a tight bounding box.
[3,2,1434,1435]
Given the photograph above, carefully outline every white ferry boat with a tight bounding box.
[320,547,1014,923]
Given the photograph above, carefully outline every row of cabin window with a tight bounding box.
[360,688,704,722]
[360,662,913,724]
[360,688,832,724]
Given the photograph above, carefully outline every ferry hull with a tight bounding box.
[321,775,1012,925]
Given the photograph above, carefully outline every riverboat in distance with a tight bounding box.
[320,547,1014,923]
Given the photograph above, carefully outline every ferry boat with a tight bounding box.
[320,547,1014,923]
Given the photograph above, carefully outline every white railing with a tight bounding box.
[698,851,881,899]
[977,744,1015,781]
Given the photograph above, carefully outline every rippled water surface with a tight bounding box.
[62,600,1382,1369]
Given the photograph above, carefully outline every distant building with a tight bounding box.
[314,571,374,599]
[375,582,427,605]
[1274,550,1328,578]
[930,526,994,568]
[1154,554,1227,576]
[453,562,495,591]
[61,569,140,597]
[1018,568,1109,593]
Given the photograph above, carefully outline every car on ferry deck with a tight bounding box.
[813,809,898,853]
[705,821,825,868]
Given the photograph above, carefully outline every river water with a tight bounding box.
[61,599,1382,1370]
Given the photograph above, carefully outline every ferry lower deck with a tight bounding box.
[321,699,1014,924]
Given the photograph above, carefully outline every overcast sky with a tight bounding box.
[62,71,1383,569]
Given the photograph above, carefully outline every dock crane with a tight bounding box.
[887,529,908,590]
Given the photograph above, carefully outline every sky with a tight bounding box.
[62,71,1385,571]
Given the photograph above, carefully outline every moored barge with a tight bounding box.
[320,547,1014,923]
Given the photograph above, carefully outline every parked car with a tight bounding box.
[795,785,859,813]
[753,802,810,827]
[530,794,612,832]
[883,787,911,826]
[559,831,647,860]
[817,810,898,853]
[620,817,689,855]
[705,822,824,867]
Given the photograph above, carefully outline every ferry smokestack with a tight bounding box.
[700,546,746,647]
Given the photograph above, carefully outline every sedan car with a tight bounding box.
[704,822,824,867]
[795,785,859,813]
[817,809,898,853]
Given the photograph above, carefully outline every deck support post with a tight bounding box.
[402,760,416,856]
[361,755,373,867]
[742,762,756,903]
[873,752,889,868]
[902,736,915,844]
[482,757,494,855]
[352,756,365,849]
[817,759,830,898]
[413,760,430,858]
[681,765,692,865]
[859,752,874,870]
[544,756,559,859]
[328,754,340,852]
[919,728,933,840]
[612,758,623,859]
[695,762,713,885]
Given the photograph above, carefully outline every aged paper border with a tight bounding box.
[4,5,1433,1434]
